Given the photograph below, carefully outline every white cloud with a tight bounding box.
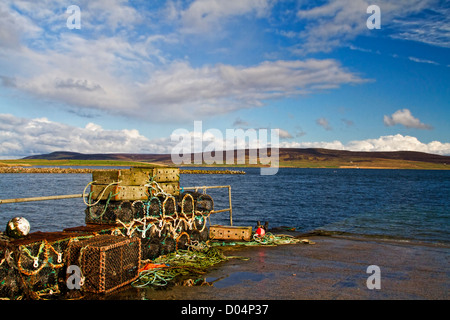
[408,57,440,65]
[294,0,440,54]
[383,109,432,129]
[137,59,368,120]
[0,0,369,123]
[281,134,450,155]
[390,4,450,48]
[282,140,345,150]
[278,129,293,139]
[346,134,450,154]
[174,0,272,34]
[1,114,449,158]
[0,114,171,158]
[295,0,373,53]
[3,51,368,122]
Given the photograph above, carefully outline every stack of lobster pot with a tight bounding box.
[84,167,213,260]
[86,166,180,224]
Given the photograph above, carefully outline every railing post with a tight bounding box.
[228,185,233,226]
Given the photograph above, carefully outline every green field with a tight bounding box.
[1,157,449,170]
[0,159,159,167]
[278,157,450,170]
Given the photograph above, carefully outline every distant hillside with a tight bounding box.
[23,151,173,164]
[22,149,450,169]
[278,148,450,164]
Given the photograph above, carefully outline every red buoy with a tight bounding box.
[256,227,266,237]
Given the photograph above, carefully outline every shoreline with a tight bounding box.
[0,167,246,174]
[105,234,449,300]
[1,166,449,174]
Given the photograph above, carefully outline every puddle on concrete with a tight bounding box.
[207,271,274,288]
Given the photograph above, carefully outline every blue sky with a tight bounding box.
[0,0,449,158]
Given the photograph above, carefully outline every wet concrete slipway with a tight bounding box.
[105,234,449,300]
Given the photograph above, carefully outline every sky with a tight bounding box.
[0,0,449,159]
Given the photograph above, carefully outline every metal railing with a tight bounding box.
[182,185,233,225]
[0,194,84,204]
[0,185,233,225]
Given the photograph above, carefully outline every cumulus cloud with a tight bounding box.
[137,59,368,120]
[346,134,450,154]
[0,114,172,158]
[3,53,368,122]
[1,114,449,158]
[281,134,450,155]
[383,109,432,129]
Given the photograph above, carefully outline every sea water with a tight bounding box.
[0,168,449,244]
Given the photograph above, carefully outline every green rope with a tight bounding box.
[131,246,228,288]
[132,269,175,287]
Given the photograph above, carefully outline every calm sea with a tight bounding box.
[0,168,449,244]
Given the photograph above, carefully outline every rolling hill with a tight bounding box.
[21,149,450,169]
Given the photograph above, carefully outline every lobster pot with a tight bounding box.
[67,235,141,294]
[0,232,87,299]
[16,242,61,297]
[85,200,136,224]
[85,197,168,225]
[162,195,177,217]
[0,239,20,299]
[140,237,161,261]
[196,194,214,213]
[180,192,195,216]
[179,191,214,213]
[187,228,209,243]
